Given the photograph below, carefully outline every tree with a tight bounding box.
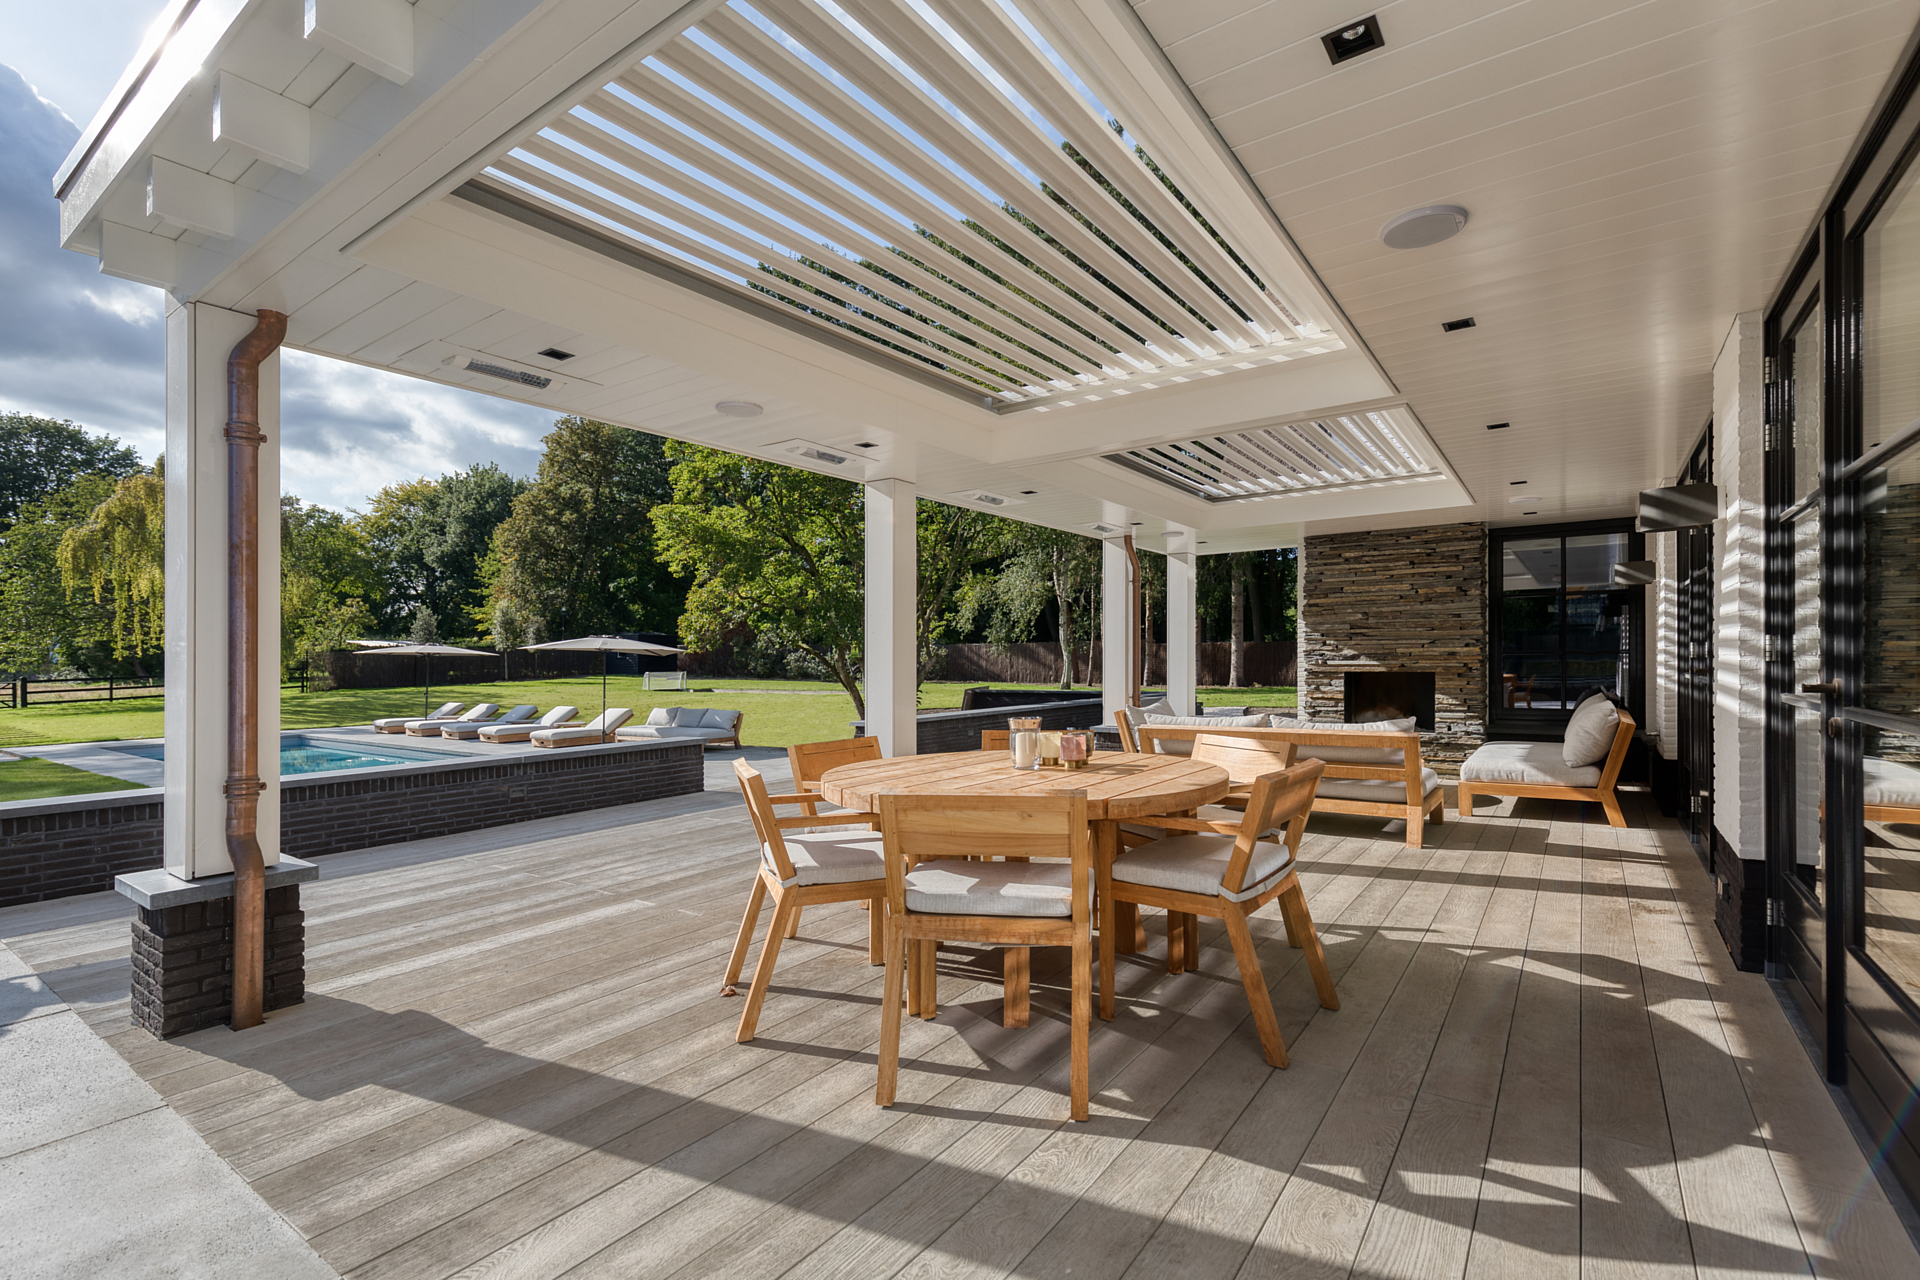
[486,419,682,640]
[281,496,380,679]
[0,413,141,529]
[0,474,121,676]
[356,463,525,638]
[407,602,440,643]
[916,500,1012,684]
[960,523,1102,687]
[57,467,166,661]
[1229,552,1246,688]
[651,442,868,715]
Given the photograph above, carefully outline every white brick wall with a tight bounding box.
[1713,311,1767,859]
[1651,529,1679,757]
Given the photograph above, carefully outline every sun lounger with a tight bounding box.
[374,701,462,734]
[614,706,744,748]
[478,705,579,743]
[402,704,503,736]
[530,708,633,748]
[437,705,538,740]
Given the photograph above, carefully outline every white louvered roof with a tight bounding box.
[473,0,1343,408]
[1103,406,1445,504]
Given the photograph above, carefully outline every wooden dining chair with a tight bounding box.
[725,759,885,1043]
[1099,759,1336,1068]
[778,736,885,938]
[875,791,1095,1121]
[1113,708,1140,753]
[979,729,1009,751]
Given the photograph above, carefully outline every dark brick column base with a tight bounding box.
[1710,828,1766,974]
[129,885,306,1038]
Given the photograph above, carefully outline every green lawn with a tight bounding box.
[0,677,1296,751]
[0,756,148,803]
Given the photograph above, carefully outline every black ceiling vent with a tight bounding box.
[1322,16,1384,65]
[1441,317,1476,332]
[1486,422,1511,431]
[536,347,576,361]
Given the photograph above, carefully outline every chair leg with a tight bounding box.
[1279,878,1339,1011]
[876,920,906,1107]
[1115,902,1141,954]
[1600,790,1628,828]
[723,875,768,991]
[1406,807,1424,848]
[868,897,884,965]
[1221,902,1288,1069]
[1429,794,1446,826]
[737,892,797,1042]
[1003,947,1030,1028]
[919,940,938,1019]
[1070,928,1091,1122]
[1099,878,1118,1021]
[1457,784,1475,815]
[784,904,802,938]
[1166,909,1184,974]
[1183,912,1198,967]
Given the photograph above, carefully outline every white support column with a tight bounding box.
[164,301,280,880]
[864,478,917,757]
[1102,539,1131,723]
[1166,549,1197,715]
[1713,310,1766,859]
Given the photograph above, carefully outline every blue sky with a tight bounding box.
[0,1,554,510]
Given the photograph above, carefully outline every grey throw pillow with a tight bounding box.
[1562,696,1621,767]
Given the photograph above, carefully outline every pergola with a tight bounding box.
[53,0,1918,1016]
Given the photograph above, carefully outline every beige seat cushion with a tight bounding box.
[903,859,1074,917]
[1865,757,1920,811]
[1114,832,1294,903]
[765,832,886,888]
[1316,768,1441,803]
[1462,742,1600,788]
[1282,716,1417,764]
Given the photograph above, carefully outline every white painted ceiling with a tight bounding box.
[1134,0,1920,532]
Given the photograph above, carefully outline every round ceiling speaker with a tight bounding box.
[1380,205,1469,250]
[714,400,763,418]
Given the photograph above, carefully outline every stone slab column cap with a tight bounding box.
[114,857,318,910]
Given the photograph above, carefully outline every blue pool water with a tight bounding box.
[109,736,452,775]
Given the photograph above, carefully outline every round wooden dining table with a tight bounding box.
[819,750,1230,955]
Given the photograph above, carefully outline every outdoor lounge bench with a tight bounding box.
[616,706,744,748]
[1458,696,1637,828]
[531,708,633,748]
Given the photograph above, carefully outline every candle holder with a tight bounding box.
[1058,730,1092,769]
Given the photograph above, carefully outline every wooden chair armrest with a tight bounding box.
[1128,815,1242,834]
[772,812,877,829]
[767,791,832,805]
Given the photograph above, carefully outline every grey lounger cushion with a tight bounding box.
[1461,742,1601,788]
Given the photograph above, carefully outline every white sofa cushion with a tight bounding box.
[1139,712,1267,756]
[1865,757,1920,811]
[1113,832,1293,902]
[644,707,674,726]
[1562,695,1621,767]
[701,708,740,731]
[1316,768,1441,803]
[1462,741,1600,788]
[765,832,885,888]
[1281,716,1417,764]
[903,859,1075,917]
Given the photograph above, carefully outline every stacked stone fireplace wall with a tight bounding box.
[1301,522,1488,776]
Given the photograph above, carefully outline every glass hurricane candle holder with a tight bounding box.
[1009,729,1041,770]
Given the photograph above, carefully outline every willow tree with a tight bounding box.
[57,468,166,660]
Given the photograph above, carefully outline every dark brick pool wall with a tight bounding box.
[0,740,704,908]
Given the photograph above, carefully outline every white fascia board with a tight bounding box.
[213,71,312,174]
[355,195,1002,464]
[305,0,415,85]
[149,157,235,238]
[58,0,252,249]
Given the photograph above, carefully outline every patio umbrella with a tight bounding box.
[522,635,685,718]
[370,643,497,718]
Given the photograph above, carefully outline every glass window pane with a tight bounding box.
[1565,532,1628,589]
[1863,449,1920,721]
[1789,303,1822,502]
[1864,164,1920,455]
[1500,590,1560,708]
[1502,538,1561,592]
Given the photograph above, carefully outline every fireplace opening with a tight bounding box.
[1344,671,1436,731]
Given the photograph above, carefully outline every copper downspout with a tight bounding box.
[1123,535,1141,708]
[225,309,286,1031]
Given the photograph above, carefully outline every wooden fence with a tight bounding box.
[4,677,166,708]
[938,640,1295,688]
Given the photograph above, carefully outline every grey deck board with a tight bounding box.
[1,785,1914,1280]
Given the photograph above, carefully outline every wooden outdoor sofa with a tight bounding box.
[1457,706,1637,828]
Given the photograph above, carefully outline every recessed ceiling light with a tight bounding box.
[1510,479,1528,485]
[1381,205,1468,250]
[715,400,762,418]
[1442,317,1476,333]
[1197,541,1209,545]
[1019,490,1038,495]
[1321,15,1384,65]
[1486,422,1511,431]
[1523,511,1538,516]
[536,347,576,361]
[855,441,878,448]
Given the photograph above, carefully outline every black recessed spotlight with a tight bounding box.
[1019,489,1038,495]
[1322,15,1384,65]
[1523,511,1538,516]
[1486,422,1511,431]
[855,441,878,448]
[536,347,576,361]
[1441,317,1476,332]
[1510,479,1527,485]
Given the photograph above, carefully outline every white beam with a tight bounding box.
[1102,539,1131,725]
[148,157,234,238]
[1713,310,1766,859]
[865,478,917,757]
[98,221,176,289]
[304,0,415,85]
[164,302,281,880]
[1166,548,1197,716]
[213,71,310,174]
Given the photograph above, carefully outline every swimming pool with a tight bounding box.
[109,735,456,776]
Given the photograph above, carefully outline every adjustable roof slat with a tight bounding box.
[1106,408,1450,505]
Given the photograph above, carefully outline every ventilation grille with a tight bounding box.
[1106,409,1445,504]
[465,358,554,389]
[476,0,1334,406]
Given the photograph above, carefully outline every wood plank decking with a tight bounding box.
[3,771,1916,1279]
